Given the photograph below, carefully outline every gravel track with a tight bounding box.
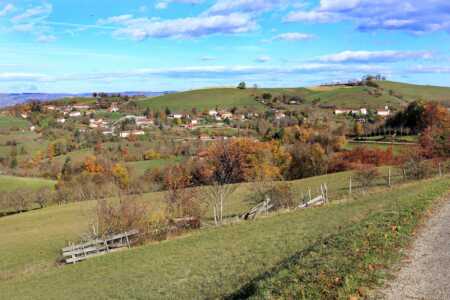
[381,195,450,300]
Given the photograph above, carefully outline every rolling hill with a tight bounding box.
[136,81,450,111]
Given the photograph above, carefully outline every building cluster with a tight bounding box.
[334,106,391,117]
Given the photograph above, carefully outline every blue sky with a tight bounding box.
[0,0,449,93]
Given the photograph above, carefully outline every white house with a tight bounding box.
[220,112,233,119]
[377,106,390,117]
[69,111,82,117]
[57,118,66,124]
[208,110,218,116]
[170,114,183,119]
[334,109,352,115]
[72,105,90,110]
[274,111,286,120]
[119,130,145,138]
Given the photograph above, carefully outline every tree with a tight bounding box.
[237,81,246,89]
[354,122,364,138]
[164,165,201,218]
[112,163,129,189]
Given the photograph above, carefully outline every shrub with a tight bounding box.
[95,196,168,243]
[354,165,380,190]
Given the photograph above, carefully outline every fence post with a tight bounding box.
[349,176,352,195]
[388,168,391,187]
[438,163,442,177]
[308,188,312,202]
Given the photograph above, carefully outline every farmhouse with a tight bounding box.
[72,104,90,110]
[377,106,391,117]
[208,110,218,116]
[69,111,82,117]
[57,118,66,124]
[169,113,183,119]
[220,112,233,119]
[119,130,145,138]
[274,111,286,120]
[135,116,154,127]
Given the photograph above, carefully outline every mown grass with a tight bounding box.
[0,175,447,299]
[0,175,55,192]
[234,178,450,299]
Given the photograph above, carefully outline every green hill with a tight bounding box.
[377,81,450,105]
[136,81,450,112]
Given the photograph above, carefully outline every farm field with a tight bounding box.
[0,177,448,299]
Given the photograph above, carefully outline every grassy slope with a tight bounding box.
[137,88,271,111]
[306,86,401,109]
[378,81,450,104]
[0,175,55,192]
[0,177,448,299]
[137,81,450,112]
[0,115,29,129]
[125,157,182,176]
[0,170,374,281]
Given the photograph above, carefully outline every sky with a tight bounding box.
[0,0,449,93]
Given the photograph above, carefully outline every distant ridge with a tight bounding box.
[0,91,176,108]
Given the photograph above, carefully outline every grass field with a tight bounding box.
[305,86,402,109]
[0,115,29,130]
[0,176,448,299]
[137,88,267,111]
[378,81,450,105]
[0,175,55,192]
[136,81,450,113]
[125,157,183,176]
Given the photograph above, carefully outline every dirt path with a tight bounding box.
[380,195,450,300]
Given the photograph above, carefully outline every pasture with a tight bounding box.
[0,177,448,299]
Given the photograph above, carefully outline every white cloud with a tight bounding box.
[207,0,285,15]
[201,56,217,61]
[0,72,48,81]
[37,34,56,43]
[255,55,271,63]
[319,50,433,63]
[285,10,336,23]
[410,65,450,74]
[12,3,52,23]
[155,0,204,10]
[0,3,14,17]
[99,13,257,40]
[155,2,169,10]
[273,32,315,41]
[285,0,450,34]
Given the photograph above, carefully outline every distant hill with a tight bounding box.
[137,81,450,112]
[0,91,175,108]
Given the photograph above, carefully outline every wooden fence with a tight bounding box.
[62,229,139,264]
